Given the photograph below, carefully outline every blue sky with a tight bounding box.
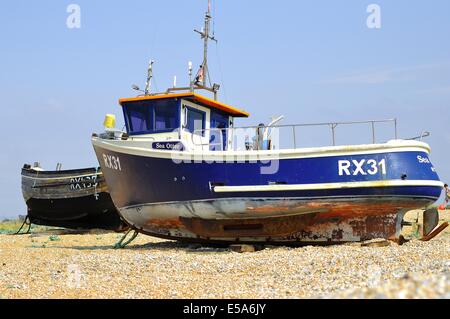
[1,0,450,217]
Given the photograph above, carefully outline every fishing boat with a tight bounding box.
[91,1,443,244]
[21,163,126,231]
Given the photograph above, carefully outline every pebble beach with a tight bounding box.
[0,210,448,299]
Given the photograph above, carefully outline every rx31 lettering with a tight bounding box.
[338,159,386,176]
[103,154,122,171]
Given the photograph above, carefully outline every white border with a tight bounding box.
[212,180,444,193]
[92,138,432,161]
[22,172,103,181]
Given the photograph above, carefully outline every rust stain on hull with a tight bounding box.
[180,213,318,238]
[123,199,433,244]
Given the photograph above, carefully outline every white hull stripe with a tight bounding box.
[22,172,103,181]
[212,180,444,193]
[92,138,431,161]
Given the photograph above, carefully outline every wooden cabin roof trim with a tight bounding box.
[118,93,249,117]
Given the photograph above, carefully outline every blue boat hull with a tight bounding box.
[92,138,442,243]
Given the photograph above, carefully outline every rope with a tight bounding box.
[14,216,31,235]
[114,228,139,249]
[94,167,99,200]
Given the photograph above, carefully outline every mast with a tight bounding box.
[144,60,154,95]
[165,0,221,99]
[193,0,219,99]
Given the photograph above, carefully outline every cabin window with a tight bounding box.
[210,111,229,150]
[186,107,205,136]
[155,105,178,131]
[122,99,179,135]
[127,106,152,133]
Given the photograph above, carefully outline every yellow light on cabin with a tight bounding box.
[103,114,116,129]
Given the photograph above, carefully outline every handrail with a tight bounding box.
[192,128,223,150]
[189,118,398,150]
[103,118,406,151]
[233,118,397,130]
[406,131,430,141]
[128,136,156,141]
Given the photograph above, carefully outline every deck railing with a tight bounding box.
[192,118,399,151]
[106,118,432,151]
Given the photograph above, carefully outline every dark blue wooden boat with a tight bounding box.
[21,163,127,231]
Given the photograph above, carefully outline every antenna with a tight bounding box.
[188,61,193,91]
[144,59,155,95]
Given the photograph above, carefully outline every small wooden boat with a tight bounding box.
[21,163,126,231]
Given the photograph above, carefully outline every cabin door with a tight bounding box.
[181,101,210,151]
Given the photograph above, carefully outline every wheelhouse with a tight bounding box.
[120,92,249,151]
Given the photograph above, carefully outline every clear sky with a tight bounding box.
[1,0,450,218]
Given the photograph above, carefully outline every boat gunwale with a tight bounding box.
[92,137,432,160]
[21,167,103,180]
